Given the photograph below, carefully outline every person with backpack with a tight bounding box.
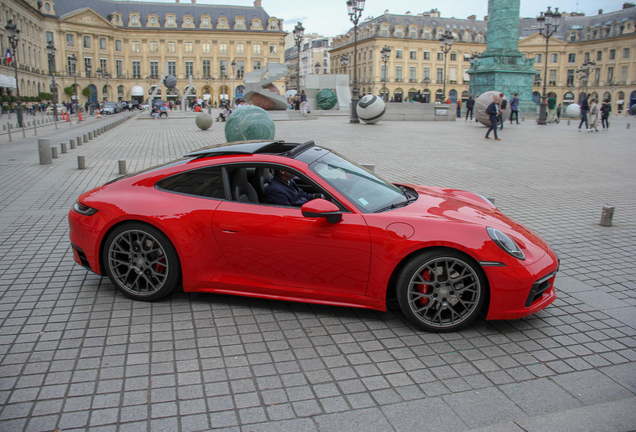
[601,100,611,129]
[485,94,501,141]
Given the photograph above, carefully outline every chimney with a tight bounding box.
[598,9,603,14]
[176,0,179,3]
[467,14,476,20]
[484,15,488,21]
[254,0,262,7]
[192,0,196,3]
[623,2,635,8]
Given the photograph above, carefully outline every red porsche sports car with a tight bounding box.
[69,140,559,332]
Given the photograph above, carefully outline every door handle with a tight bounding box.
[219,225,246,233]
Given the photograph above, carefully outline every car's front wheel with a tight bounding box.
[103,223,181,301]
[396,249,487,332]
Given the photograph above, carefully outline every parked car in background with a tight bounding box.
[102,102,122,115]
[46,104,68,115]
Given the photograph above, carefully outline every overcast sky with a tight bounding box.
[130,0,623,37]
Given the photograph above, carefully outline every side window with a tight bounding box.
[156,167,225,199]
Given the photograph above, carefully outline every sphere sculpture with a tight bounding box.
[164,75,177,89]
[316,89,337,110]
[356,95,386,124]
[224,106,275,142]
[475,91,512,127]
[630,104,636,116]
[564,103,581,118]
[195,113,213,130]
[152,99,165,109]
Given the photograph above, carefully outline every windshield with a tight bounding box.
[104,102,116,107]
[310,151,407,213]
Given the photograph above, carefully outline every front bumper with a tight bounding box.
[484,251,558,320]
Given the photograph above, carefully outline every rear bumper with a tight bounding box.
[485,251,558,320]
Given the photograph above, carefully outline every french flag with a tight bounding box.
[5,48,11,65]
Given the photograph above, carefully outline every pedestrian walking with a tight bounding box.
[485,94,501,141]
[497,94,507,131]
[578,94,590,131]
[557,103,562,123]
[547,94,557,123]
[589,99,599,132]
[601,100,611,129]
[456,99,462,118]
[509,94,520,124]
[465,96,474,121]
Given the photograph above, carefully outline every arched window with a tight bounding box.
[396,28,402,37]
[117,85,124,95]
[424,29,430,39]
[131,15,138,25]
[381,25,388,37]
[410,27,417,38]
[202,17,210,26]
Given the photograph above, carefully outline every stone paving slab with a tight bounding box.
[0,113,635,431]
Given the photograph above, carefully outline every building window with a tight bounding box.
[202,17,210,27]
[535,54,542,63]
[624,48,630,59]
[67,56,76,74]
[381,25,388,37]
[609,49,615,60]
[423,51,430,60]
[184,43,194,53]
[423,67,430,79]
[549,69,557,86]
[395,65,402,81]
[607,67,614,83]
[476,34,483,43]
[150,17,156,25]
[131,15,138,25]
[167,43,176,53]
[220,60,228,76]
[99,38,106,50]
[253,60,261,70]
[167,16,175,26]
[381,65,388,81]
[116,60,123,77]
[185,61,193,77]
[131,42,140,53]
[424,29,430,39]
[410,27,417,38]
[115,40,122,51]
[620,65,627,83]
[410,50,416,60]
[149,42,158,53]
[237,60,244,78]
[437,52,443,61]
[168,61,176,76]
[396,28,403,38]
[568,53,576,63]
[567,69,574,86]
[150,61,158,77]
[117,85,124,95]
[185,17,192,26]
[253,44,261,55]
[395,49,403,59]
[596,51,602,61]
[570,33,576,42]
[202,43,211,53]
[594,68,600,85]
[132,60,140,78]
[269,45,277,54]
[83,36,91,49]
[409,66,416,82]
[450,52,457,61]
[584,52,589,62]
[269,20,276,29]
[237,44,245,54]
[203,60,210,77]
[437,67,443,83]
[220,43,228,54]
[550,53,558,63]
[66,34,74,46]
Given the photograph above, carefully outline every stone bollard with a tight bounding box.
[118,159,127,175]
[83,134,88,143]
[567,120,571,126]
[78,155,86,169]
[70,139,76,149]
[360,164,375,173]
[38,138,53,165]
[52,146,59,159]
[600,205,615,227]
[78,136,84,146]
[88,131,93,140]
[61,142,68,154]
[628,124,631,129]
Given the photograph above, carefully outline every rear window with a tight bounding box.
[155,166,225,199]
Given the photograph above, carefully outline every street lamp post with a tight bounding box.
[86,64,93,114]
[231,59,236,107]
[293,22,305,92]
[468,52,481,98]
[536,6,562,125]
[380,46,391,101]
[5,20,23,127]
[576,60,595,102]
[346,0,365,123]
[69,54,79,121]
[421,77,431,103]
[439,30,454,103]
[46,41,58,129]
[221,64,226,106]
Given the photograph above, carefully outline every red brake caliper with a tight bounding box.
[418,269,431,306]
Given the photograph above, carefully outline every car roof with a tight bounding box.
[183,140,316,159]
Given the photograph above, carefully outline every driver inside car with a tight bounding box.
[265,169,323,207]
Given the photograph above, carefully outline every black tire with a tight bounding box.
[396,249,487,332]
[103,222,181,301]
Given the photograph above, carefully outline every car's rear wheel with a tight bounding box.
[103,223,180,301]
[397,249,487,332]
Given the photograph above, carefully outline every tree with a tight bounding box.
[64,86,76,99]
[81,86,91,98]
[38,92,52,101]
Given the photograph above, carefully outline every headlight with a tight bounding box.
[487,227,525,260]
[72,201,98,216]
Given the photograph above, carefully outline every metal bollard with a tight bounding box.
[70,139,76,149]
[360,164,375,173]
[83,134,88,143]
[118,159,127,175]
[78,155,86,169]
[51,146,58,158]
[61,142,68,153]
[567,120,571,126]
[88,131,93,140]
[600,205,615,227]
[38,138,53,165]
[628,123,631,129]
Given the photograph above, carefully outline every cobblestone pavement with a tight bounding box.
[0,112,635,431]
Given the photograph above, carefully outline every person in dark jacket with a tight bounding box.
[265,169,322,207]
[485,94,501,140]
[578,94,590,131]
[509,94,520,124]
[600,100,611,129]
[465,96,475,121]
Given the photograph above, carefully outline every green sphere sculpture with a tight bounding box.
[316,89,337,110]
[224,106,275,142]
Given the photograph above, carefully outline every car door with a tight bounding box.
[212,167,372,295]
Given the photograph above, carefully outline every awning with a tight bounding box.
[130,85,144,96]
[0,74,16,89]
[463,69,470,81]
[450,68,457,82]
[617,100,624,104]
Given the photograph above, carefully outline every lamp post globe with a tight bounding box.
[346,0,365,123]
[380,46,391,101]
[438,30,454,103]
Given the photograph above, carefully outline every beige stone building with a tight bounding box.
[0,0,286,106]
[330,6,636,112]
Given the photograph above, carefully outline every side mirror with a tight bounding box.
[301,199,342,224]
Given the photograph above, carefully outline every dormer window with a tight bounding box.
[131,15,139,25]
[168,16,175,26]
[220,18,227,26]
[150,17,156,25]
[186,18,192,25]
[202,17,210,26]
[237,18,244,28]
[44,3,51,11]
